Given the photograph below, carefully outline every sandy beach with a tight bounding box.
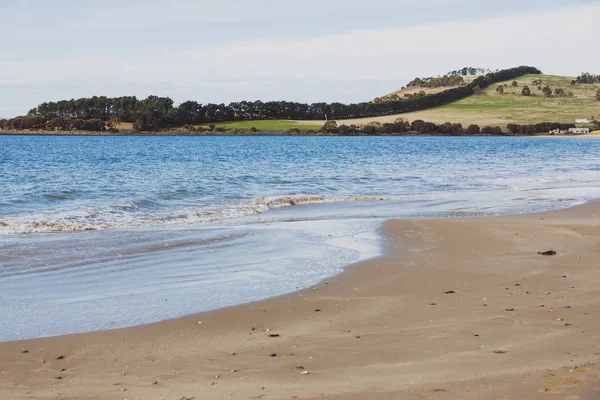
[2,203,600,399]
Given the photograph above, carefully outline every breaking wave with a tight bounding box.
[0,195,388,235]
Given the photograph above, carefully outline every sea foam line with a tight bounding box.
[0,195,388,235]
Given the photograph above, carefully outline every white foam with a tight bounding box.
[0,195,389,235]
[0,218,383,341]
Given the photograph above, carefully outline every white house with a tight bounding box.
[569,128,590,135]
[575,118,591,124]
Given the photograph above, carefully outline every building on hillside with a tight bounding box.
[568,127,590,135]
[575,118,591,124]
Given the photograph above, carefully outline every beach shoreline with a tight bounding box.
[1,130,598,138]
[2,203,600,399]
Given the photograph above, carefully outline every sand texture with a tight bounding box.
[2,204,600,399]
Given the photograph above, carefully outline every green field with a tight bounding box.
[337,74,600,128]
[193,119,321,132]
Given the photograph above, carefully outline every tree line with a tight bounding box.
[316,119,575,136]
[446,67,489,77]
[405,75,465,89]
[573,73,599,84]
[0,116,109,132]
[2,66,541,132]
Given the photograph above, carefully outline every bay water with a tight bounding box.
[1,135,600,341]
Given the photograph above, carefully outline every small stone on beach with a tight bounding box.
[538,250,557,256]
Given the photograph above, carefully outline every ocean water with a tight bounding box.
[2,135,600,341]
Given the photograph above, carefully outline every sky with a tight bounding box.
[1,0,599,117]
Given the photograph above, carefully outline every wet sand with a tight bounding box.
[2,203,600,399]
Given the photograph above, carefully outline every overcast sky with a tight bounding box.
[1,0,598,117]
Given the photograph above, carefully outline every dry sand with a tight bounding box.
[2,203,600,399]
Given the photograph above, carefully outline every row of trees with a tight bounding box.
[317,119,574,136]
[506,122,575,135]
[0,116,110,131]
[574,73,599,84]
[405,75,465,88]
[446,67,489,77]
[15,66,541,131]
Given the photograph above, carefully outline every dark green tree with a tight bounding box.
[522,86,531,96]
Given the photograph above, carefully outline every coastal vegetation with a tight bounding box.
[1,66,540,133]
[314,118,576,136]
[574,73,599,84]
[2,67,599,136]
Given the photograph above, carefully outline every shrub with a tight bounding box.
[481,126,503,135]
[542,86,553,97]
[80,119,106,131]
[466,124,481,135]
[321,120,338,133]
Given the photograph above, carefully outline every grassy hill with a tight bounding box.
[339,74,600,128]
[118,74,599,133]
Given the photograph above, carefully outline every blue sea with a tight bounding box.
[2,135,600,341]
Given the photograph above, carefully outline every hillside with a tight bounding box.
[376,76,480,101]
[338,74,600,128]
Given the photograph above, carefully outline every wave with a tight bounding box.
[0,195,388,235]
